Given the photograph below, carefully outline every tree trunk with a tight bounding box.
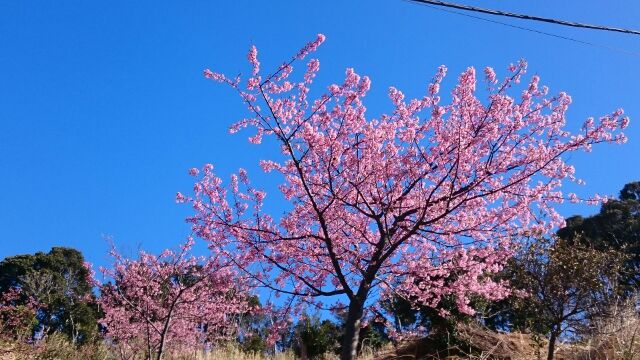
[300,341,308,360]
[546,328,559,360]
[340,299,365,360]
[156,313,173,360]
[146,321,152,360]
[157,293,182,360]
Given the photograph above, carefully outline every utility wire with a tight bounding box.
[406,0,640,36]
[406,0,640,58]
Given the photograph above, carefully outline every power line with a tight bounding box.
[406,0,640,36]
[405,0,640,58]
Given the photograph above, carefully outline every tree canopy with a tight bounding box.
[181,34,628,360]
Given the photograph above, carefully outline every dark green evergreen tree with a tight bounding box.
[0,247,100,344]
[293,315,341,359]
[557,181,640,290]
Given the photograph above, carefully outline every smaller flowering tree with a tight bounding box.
[99,240,249,360]
[0,287,38,343]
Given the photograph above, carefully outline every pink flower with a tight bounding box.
[484,66,497,84]
[620,117,630,129]
[304,59,320,83]
[188,168,199,176]
[247,45,260,76]
[568,193,580,204]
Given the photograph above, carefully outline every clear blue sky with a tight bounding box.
[1,0,639,271]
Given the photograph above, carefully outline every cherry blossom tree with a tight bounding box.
[0,287,37,343]
[99,240,249,360]
[182,34,629,359]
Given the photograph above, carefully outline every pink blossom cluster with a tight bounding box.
[296,34,326,60]
[0,287,38,341]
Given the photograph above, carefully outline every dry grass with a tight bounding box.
[192,346,297,360]
[185,345,379,360]
[0,334,113,360]
[372,319,638,360]
[2,308,639,360]
[373,324,540,360]
[0,339,380,360]
[574,297,640,360]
